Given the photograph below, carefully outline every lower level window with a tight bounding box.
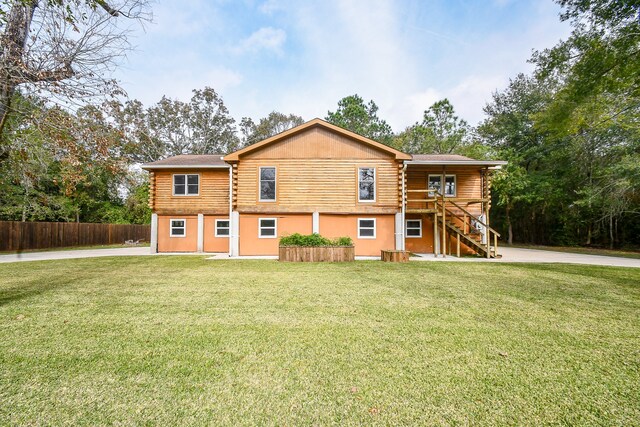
[170,219,186,237]
[259,218,277,238]
[215,219,230,237]
[406,219,422,238]
[358,218,376,239]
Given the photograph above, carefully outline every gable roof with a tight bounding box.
[223,118,412,161]
[141,154,229,170]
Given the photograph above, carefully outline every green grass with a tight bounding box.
[506,243,640,259]
[1,258,639,425]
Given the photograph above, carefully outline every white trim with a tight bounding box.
[358,167,376,203]
[215,219,230,237]
[197,214,204,252]
[258,217,278,238]
[169,218,187,237]
[428,174,457,197]
[259,166,277,202]
[357,218,376,239]
[405,219,422,238]
[172,173,200,196]
[150,213,158,253]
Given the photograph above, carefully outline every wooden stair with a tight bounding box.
[438,217,498,258]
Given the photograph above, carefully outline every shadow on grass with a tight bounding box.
[0,277,70,307]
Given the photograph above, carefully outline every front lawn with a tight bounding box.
[1,258,638,425]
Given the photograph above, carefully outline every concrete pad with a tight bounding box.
[411,246,640,268]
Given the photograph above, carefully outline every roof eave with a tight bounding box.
[405,160,508,167]
[141,164,230,170]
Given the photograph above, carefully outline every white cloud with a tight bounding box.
[259,0,281,15]
[234,27,287,55]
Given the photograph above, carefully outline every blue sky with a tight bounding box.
[114,0,571,131]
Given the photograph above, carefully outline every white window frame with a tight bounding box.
[428,174,456,197]
[259,166,277,202]
[215,219,230,237]
[169,218,186,237]
[357,218,377,239]
[405,219,422,238]
[172,174,200,196]
[358,167,376,203]
[258,217,277,238]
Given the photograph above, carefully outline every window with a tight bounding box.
[428,174,456,197]
[259,218,277,238]
[215,219,230,237]
[259,167,276,201]
[357,218,376,239]
[170,219,186,237]
[406,219,422,238]
[358,167,376,202]
[173,174,199,196]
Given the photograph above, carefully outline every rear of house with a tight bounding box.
[142,119,505,257]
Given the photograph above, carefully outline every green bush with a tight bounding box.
[279,233,353,247]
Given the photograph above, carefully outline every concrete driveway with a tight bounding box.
[411,246,640,268]
[0,246,638,268]
[0,247,151,263]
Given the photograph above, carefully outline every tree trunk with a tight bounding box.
[586,223,592,246]
[0,1,39,136]
[609,214,614,250]
[506,202,513,245]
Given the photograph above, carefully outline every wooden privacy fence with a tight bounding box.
[0,221,150,252]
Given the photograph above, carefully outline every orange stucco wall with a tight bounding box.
[158,215,198,252]
[320,214,395,256]
[239,214,313,256]
[203,215,230,253]
[404,215,476,255]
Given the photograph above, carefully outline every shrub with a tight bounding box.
[279,233,353,247]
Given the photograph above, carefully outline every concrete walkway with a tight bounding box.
[0,247,152,263]
[411,246,640,268]
[0,246,638,268]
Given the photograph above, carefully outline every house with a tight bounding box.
[142,118,506,258]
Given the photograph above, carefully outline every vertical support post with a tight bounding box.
[197,213,204,253]
[433,212,438,257]
[441,196,446,258]
[394,212,403,250]
[456,234,460,258]
[230,211,240,257]
[485,167,491,259]
[150,213,158,254]
[312,211,320,234]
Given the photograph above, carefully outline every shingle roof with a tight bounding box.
[141,154,229,169]
[411,154,474,161]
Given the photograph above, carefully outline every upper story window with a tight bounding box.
[173,174,199,196]
[428,174,456,197]
[260,167,276,201]
[358,167,376,202]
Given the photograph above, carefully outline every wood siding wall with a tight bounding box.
[235,159,401,213]
[0,221,150,252]
[406,166,484,215]
[152,169,229,215]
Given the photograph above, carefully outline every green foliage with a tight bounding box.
[326,94,393,144]
[240,111,304,146]
[279,233,353,247]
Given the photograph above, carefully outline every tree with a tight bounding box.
[325,95,393,144]
[104,87,240,162]
[240,111,304,146]
[0,0,150,138]
[532,0,640,132]
[395,99,483,157]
